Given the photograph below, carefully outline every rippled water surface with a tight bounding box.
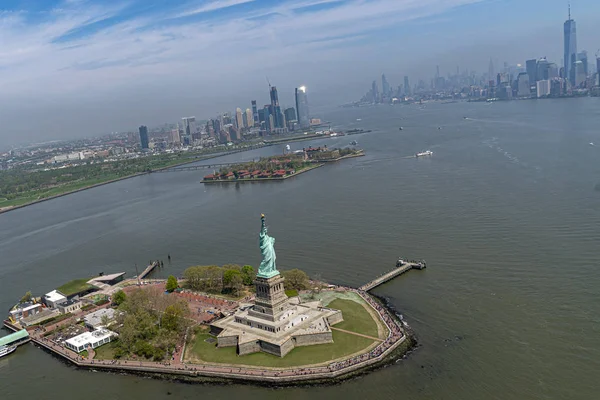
[1,98,600,399]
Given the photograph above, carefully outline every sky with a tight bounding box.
[0,0,599,146]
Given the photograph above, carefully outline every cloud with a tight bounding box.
[175,0,256,18]
[0,0,489,144]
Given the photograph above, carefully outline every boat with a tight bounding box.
[0,345,17,358]
[399,127,404,130]
[356,118,362,121]
[415,150,433,157]
[349,141,358,146]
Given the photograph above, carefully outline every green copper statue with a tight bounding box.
[257,214,279,279]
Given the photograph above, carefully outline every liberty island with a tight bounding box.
[2,213,416,384]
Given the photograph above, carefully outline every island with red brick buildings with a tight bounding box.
[202,147,364,183]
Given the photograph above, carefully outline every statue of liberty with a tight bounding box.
[258,214,279,278]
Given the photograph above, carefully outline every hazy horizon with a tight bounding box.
[1,0,599,147]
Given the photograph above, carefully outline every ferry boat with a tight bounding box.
[415,150,433,157]
[0,345,17,358]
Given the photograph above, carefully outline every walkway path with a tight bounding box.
[330,327,383,341]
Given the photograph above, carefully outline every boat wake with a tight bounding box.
[483,137,541,172]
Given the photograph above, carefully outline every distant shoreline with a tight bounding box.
[0,134,367,215]
[0,146,267,215]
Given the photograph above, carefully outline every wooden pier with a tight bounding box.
[359,260,426,292]
[138,261,159,280]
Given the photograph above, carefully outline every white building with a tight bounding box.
[44,290,67,308]
[84,308,117,330]
[64,329,115,353]
[536,80,551,97]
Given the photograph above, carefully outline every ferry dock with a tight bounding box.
[359,259,426,292]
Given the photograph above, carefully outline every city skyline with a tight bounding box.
[1,0,600,146]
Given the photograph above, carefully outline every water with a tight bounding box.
[1,98,600,399]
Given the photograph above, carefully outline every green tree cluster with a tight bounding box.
[20,291,33,303]
[183,264,255,295]
[165,275,178,292]
[112,290,127,306]
[281,269,310,290]
[114,289,191,361]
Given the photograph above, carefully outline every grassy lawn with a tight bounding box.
[187,330,373,368]
[185,298,379,367]
[93,341,119,360]
[80,350,88,358]
[57,278,94,296]
[285,289,299,297]
[328,299,379,338]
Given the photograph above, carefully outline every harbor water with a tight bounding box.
[1,98,600,399]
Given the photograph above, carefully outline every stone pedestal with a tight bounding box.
[248,275,289,322]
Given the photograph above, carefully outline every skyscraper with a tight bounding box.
[182,117,196,137]
[488,58,495,81]
[251,100,259,124]
[564,5,577,85]
[139,125,149,149]
[526,59,538,83]
[235,108,244,130]
[403,76,410,96]
[371,80,379,103]
[577,51,588,76]
[284,107,296,126]
[295,86,309,128]
[597,56,600,86]
[269,86,283,129]
[381,74,390,96]
[245,108,253,128]
[536,57,550,81]
[517,73,531,97]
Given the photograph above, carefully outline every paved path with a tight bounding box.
[330,327,383,342]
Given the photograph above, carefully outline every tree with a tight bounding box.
[100,314,110,327]
[161,301,189,332]
[281,269,310,290]
[223,269,241,287]
[20,291,33,303]
[112,290,126,306]
[241,265,255,286]
[166,275,178,292]
[230,274,244,296]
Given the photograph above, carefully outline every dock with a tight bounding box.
[359,260,426,292]
[138,261,159,280]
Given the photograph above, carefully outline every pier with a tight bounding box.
[359,260,426,292]
[138,261,159,280]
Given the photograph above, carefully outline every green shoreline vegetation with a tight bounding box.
[0,144,266,211]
